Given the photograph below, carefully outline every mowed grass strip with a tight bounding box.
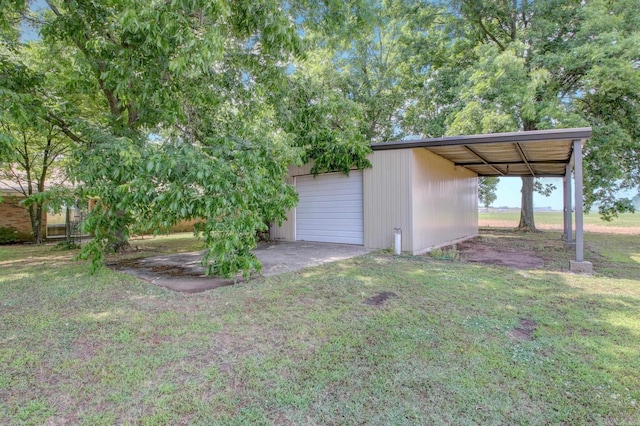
[480,211,640,233]
[1,232,639,425]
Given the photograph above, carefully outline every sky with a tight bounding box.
[494,177,638,211]
[493,177,564,210]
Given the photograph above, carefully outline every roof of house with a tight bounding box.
[370,127,592,177]
[0,176,72,196]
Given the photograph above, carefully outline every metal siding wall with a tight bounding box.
[363,150,414,252]
[269,176,296,241]
[411,148,478,253]
[287,162,315,177]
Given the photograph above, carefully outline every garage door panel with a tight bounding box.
[297,222,363,231]
[298,192,361,199]
[296,171,363,245]
[297,203,363,212]
[296,232,363,244]
[297,198,362,206]
[297,213,363,221]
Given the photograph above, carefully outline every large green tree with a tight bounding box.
[407,0,640,227]
[0,0,307,277]
[39,0,306,277]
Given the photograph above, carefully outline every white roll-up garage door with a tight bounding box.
[295,171,364,245]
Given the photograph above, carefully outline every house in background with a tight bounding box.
[0,180,91,242]
[271,127,593,272]
[0,184,39,240]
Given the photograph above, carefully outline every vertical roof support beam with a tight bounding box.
[563,163,573,243]
[570,139,593,273]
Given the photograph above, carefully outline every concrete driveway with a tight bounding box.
[113,241,371,293]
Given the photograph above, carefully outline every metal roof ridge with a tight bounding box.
[370,127,592,150]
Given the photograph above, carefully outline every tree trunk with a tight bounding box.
[517,121,538,231]
[106,209,130,253]
[65,206,72,241]
[518,175,537,231]
[28,203,44,244]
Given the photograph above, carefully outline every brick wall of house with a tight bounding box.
[0,195,33,233]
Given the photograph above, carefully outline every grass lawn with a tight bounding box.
[480,211,640,234]
[1,232,639,424]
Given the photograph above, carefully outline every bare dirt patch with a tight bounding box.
[456,239,545,269]
[509,318,537,341]
[364,291,398,306]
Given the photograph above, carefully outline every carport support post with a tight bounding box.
[570,139,592,273]
[563,164,573,243]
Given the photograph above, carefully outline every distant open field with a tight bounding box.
[480,211,640,234]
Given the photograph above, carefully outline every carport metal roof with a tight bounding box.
[370,127,594,273]
[370,127,592,177]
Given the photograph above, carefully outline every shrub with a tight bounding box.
[0,226,33,244]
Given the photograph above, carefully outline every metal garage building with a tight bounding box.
[270,127,593,272]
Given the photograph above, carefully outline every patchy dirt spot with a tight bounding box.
[364,291,398,306]
[149,264,203,277]
[509,318,537,341]
[457,239,545,269]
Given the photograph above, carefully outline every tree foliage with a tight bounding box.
[0,120,71,244]
[409,0,640,223]
[45,0,307,277]
[478,177,499,209]
[2,0,638,277]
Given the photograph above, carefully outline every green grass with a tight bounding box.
[1,232,639,424]
[480,211,640,229]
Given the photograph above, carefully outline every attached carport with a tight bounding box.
[371,127,593,273]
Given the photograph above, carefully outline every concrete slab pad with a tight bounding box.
[112,241,371,293]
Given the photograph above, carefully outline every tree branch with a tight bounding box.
[46,0,122,119]
[45,112,88,145]
[477,18,505,51]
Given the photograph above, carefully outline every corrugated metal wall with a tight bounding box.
[272,150,478,251]
[410,148,478,254]
[362,150,414,252]
[286,162,315,177]
[269,175,296,241]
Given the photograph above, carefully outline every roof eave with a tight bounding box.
[370,127,592,151]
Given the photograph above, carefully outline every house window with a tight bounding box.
[45,201,91,239]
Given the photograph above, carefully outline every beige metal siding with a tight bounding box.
[269,163,314,241]
[410,148,478,254]
[269,176,296,241]
[287,162,315,177]
[363,150,414,252]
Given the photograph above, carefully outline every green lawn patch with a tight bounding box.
[480,211,640,231]
[1,232,639,424]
